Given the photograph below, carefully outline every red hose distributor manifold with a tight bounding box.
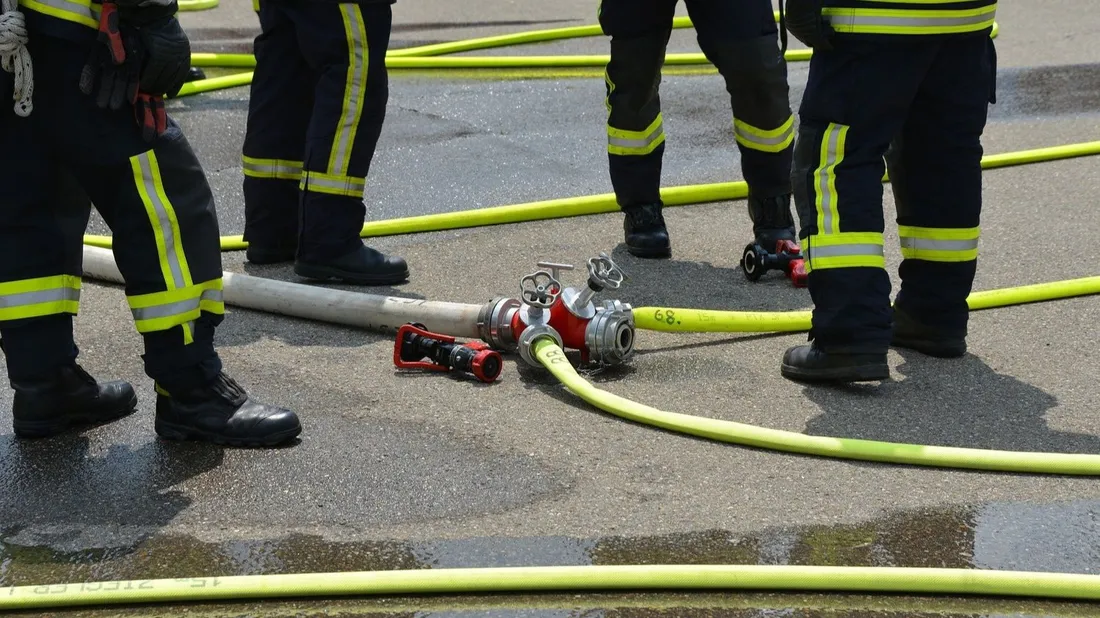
[476,253,636,367]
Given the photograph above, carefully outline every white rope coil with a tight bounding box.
[0,0,33,116]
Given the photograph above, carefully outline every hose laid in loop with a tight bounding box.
[0,0,32,116]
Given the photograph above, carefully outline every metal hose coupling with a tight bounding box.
[517,323,564,368]
[477,296,522,351]
[584,299,636,366]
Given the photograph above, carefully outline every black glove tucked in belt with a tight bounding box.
[79,0,191,142]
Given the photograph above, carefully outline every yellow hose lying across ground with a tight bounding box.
[531,339,1100,475]
[175,72,254,97]
[634,276,1100,333]
[184,51,808,73]
[178,0,217,10]
[6,564,1100,611]
[78,140,1100,251]
[387,15,699,58]
[181,18,995,74]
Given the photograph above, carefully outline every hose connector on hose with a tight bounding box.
[517,323,563,368]
[584,299,635,366]
[477,296,523,351]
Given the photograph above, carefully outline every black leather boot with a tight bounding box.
[747,193,797,249]
[781,343,889,383]
[622,203,671,258]
[891,307,967,358]
[294,243,409,285]
[185,66,207,82]
[11,363,137,439]
[154,371,301,447]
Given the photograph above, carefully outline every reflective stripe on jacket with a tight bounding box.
[823,0,997,36]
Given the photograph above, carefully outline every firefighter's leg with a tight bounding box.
[0,108,136,438]
[72,130,303,446]
[687,0,797,249]
[781,40,935,382]
[33,29,302,446]
[887,33,997,358]
[242,0,315,264]
[599,0,678,258]
[288,0,408,285]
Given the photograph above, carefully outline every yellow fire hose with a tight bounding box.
[80,139,1100,252]
[530,338,1100,476]
[634,275,1100,333]
[5,563,1100,611]
[36,16,1100,614]
[177,16,995,78]
[177,0,217,10]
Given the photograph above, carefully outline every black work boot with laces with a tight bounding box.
[154,371,302,447]
[622,203,671,258]
[891,306,967,358]
[781,342,889,383]
[295,243,409,286]
[11,363,138,439]
[748,193,798,249]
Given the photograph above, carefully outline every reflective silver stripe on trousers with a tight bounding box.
[130,289,223,322]
[135,152,186,290]
[305,174,366,194]
[243,159,302,177]
[817,125,843,234]
[829,11,995,30]
[900,237,979,252]
[734,123,794,149]
[0,287,80,309]
[807,244,884,259]
[608,120,664,150]
[332,5,367,176]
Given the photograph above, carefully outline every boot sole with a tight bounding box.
[891,336,967,359]
[12,392,139,439]
[154,419,302,447]
[781,362,890,383]
[294,262,409,286]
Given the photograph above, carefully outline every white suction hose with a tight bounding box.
[81,245,486,339]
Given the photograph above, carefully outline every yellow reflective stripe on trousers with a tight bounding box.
[0,275,81,321]
[300,171,367,197]
[128,281,225,334]
[814,122,849,235]
[242,156,303,181]
[733,115,795,154]
[608,114,665,156]
[131,150,195,292]
[823,5,997,35]
[603,69,615,115]
[804,232,885,273]
[18,0,98,29]
[899,225,980,262]
[329,4,369,177]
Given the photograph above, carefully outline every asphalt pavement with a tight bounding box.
[2,2,1100,616]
